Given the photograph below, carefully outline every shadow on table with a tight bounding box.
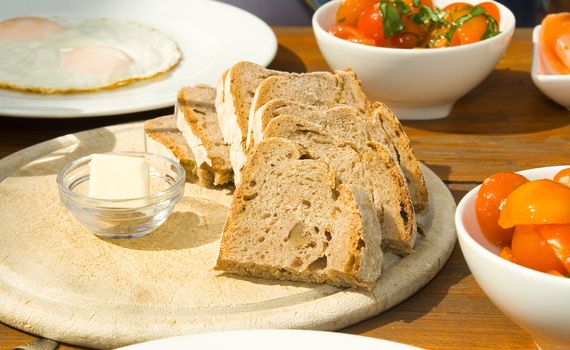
[268,44,307,73]
[342,246,469,334]
[404,69,570,135]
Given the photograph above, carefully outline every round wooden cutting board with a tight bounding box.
[0,122,456,349]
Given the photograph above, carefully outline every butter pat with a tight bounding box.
[89,154,149,208]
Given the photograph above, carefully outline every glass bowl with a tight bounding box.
[57,151,185,239]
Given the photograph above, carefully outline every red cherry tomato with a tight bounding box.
[554,167,570,187]
[356,3,390,46]
[499,179,570,228]
[511,225,567,274]
[475,172,528,245]
[336,0,377,26]
[391,32,421,48]
[537,224,570,274]
[477,2,500,23]
[329,24,376,45]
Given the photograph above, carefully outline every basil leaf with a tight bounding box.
[409,5,447,27]
[446,6,486,42]
[394,0,411,15]
[565,274,570,279]
[481,14,501,40]
[412,0,420,7]
[380,1,405,38]
[337,17,346,23]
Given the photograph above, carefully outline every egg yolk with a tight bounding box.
[61,46,133,77]
[0,17,63,42]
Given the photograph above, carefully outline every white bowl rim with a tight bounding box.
[455,165,570,286]
[313,0,516,55]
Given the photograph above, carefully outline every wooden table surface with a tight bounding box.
[1,27,567,350]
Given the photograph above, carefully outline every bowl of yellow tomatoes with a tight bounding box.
[455,166,570,349]
[312,0,515,119]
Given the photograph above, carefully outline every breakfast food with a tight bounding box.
[144,115,198,183]
[215,138,384,289]
[476,169,570,277]
[217,62,370,183]
[330,0,501,48]
[175,85,233,187]
[539,13,570,74]
[263,115,416,254]
[250,100,428,212]
[0,16,181,93]
[141,61,429,288]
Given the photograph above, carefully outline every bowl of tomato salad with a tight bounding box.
[312,0,515,119]
[455,166,570,349]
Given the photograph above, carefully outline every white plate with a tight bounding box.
[0,0,277,118]
[116,330,424,350]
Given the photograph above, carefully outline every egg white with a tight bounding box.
[0,17,182,93]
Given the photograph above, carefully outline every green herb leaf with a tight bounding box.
[412,0,420,7]
[565,274,570,279]
[409,5,447,27]
[445,6,486,43]
[337,17,346,23]
[394,0,411,15]
[380,1,405,38]
[481,13,501,40]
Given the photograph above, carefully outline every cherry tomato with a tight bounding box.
[475,172,528,245]
[511,225,567,274]
[336,0,377,26]
[356,3,390,46]
[391,32,421,48]
[499,246,516,263]
[547,270,565,277]
[443,2,472,14]
[537,224,570,273]
[329,24,375,45]
[476,2,500,23]
[403,0,434,13]
[499,179,570,228]
[554,167,570,187]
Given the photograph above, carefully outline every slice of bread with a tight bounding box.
[264,115,416,255]
[216,137,383,290]
[215,62,285,183]
[175,85,233,187]
[371,102,429,212]
[143,115,197,182]
[250,100,428,212]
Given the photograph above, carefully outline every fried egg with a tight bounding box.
[0,17,182,93]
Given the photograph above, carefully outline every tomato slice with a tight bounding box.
[554,167,570,187]
[475,172,528,245]
[476,1,500,23]
[499,179,570,228]
[537,224,570,274]
[356,3,389,46]
[336,0,377,26]
[511,225,567,274]
[444,2,472,14]
[499,246,516,263]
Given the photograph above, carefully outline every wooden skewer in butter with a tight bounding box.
[89,154,149,208]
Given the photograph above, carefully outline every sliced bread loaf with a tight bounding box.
[263,115,416,255]
[216,137,383,290]
[215,62,286,183]
[143,115,197,182]
[175,85,233,187]
[250,100,428,212]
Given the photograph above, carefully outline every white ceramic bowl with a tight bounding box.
[455,166,570,350]
[313,0,515,120]
[531,25,570,111]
